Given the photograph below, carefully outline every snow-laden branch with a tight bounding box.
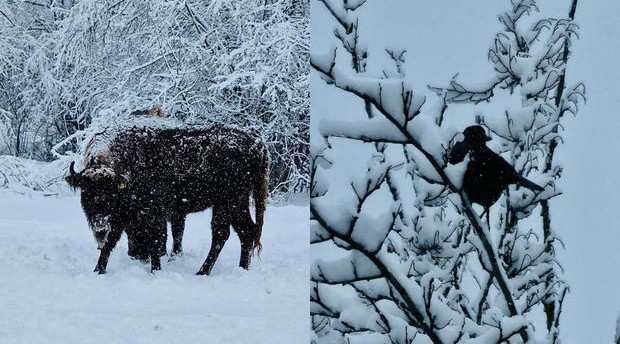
[425,1,583,339]
[311,51,530,342]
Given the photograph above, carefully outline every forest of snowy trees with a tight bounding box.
[311,0,584,343]
[0,0,309,200]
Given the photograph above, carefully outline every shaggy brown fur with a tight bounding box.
[67,122,269,275]
[149,106,165,117]
[129,105,166,117]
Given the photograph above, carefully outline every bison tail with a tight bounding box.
[253,150,269,255]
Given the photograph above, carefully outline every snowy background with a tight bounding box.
[312,0,618,343]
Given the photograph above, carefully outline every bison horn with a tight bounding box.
[69,161,79,176]
[66,161,83,189]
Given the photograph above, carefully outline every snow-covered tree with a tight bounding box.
[0,0,309,199]
[429,0,583,338]
[311,1,583,343]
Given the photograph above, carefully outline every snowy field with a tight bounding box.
[0,193,309,343]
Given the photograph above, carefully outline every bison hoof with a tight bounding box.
[169,251,184,261]
[168,255,182,262]
[94,266,106,274]
[151,259,161,273]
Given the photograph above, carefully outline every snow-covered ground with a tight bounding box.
[0,193,309,343]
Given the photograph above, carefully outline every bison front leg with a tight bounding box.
[94,225,124,274]
[127,223,150,262]
[231,207,256,270]
[147,214,167,273]
[196,207,231,275]
[170,213,186,256]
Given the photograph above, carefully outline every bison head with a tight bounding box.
[66,160,128,249]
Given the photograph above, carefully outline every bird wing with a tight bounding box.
[485,149,544,191]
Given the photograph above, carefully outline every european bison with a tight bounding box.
[66,113,269,275]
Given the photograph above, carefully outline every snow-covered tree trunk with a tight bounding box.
[311,1,583,343]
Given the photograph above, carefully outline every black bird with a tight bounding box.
[448,125,544,210]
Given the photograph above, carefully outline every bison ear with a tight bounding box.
[116,175,129,190]
[65,174,82,189]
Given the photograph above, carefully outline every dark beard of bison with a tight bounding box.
[80,178,122,249]
[90,215,111,249]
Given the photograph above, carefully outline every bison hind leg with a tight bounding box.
[196,206,231,275]
[231,207,256,270]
